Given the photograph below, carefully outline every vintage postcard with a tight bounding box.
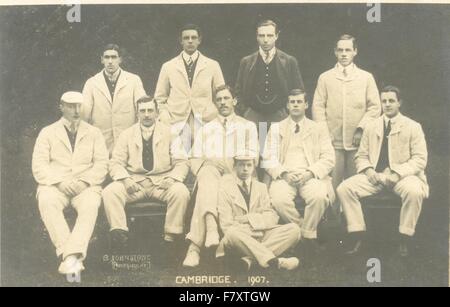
[0,0,449,291]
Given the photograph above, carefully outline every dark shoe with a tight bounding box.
[346,239,363,255]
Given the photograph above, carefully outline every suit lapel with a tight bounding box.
[113,70,128,98]
[175,55,190,88]
[232,182,249,213]
[300,119,313,164]
[278,119,290,164]
[73,121,89,153]
[192,53,207,86]
[374,117,384,166]
[248,179,259,212]
[93,72,112,103]
[274,50,288,91]
[55,120,73,152]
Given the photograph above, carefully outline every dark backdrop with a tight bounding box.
[1,3,449,286]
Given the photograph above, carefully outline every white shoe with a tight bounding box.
[278,257,300,271]
[204,231,220,248]
[58,255,83,275]
[164,234,176,242]
[183,250,200,268]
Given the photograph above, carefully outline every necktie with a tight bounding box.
[343,67,348,77]
[70,122,77,134]
[187,56,193,68]
[264,51,271,64]
[223,118,227,130]
[242,181,249,196]
[385,120,391,137]
[295,123,300,134]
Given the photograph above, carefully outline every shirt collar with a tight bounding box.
[383,112,401,126]
[60,117,80,131]
[336,62,355,75]
[182,50,199,63]
[140,123,155,134]
[217,113,236,126]
[289,116,305,133]
[236,176,252,190]
[259,46,276,63]
[103,68,121,82]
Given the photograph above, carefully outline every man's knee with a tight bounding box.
[336,180,352,199]
[269,181,294,204]
[168,182,190,202]
[197,166,221,183]
[285,223,301,241]
[37,187,65,212]
[102,182,123,201]
[306,180,329,203]
[222,228,243,246]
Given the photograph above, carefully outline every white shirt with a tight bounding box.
[217,113,237,129]
[61,117,80,133]
[182,50,199,64]
[259,46,276,64]
[284,117,309,171]
[383,112,400,127]
[336,63,355,77]
[289,117,305,133]
[140,124,155,141]
[104,68,121,83]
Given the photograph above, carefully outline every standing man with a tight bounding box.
[32,92,109,276]
[337,86,429,256]
[263,89,335,242]
[216,151,301,271]
[154,24,225,144]
[82,44,147,153]
[183,85,258,268]
[102,96,190,248]
[235,19,304,126]
[312,34,381,196]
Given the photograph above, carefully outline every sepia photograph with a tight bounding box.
[0,0,449,289]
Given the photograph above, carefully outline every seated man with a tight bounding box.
[216,151,301,271]
[183,85,259,267]
[262,89,335,243]
[337,86,429,256]
[32,91,109,276]
[102,95,190,248]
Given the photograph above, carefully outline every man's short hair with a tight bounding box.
[335,34,357,50]
[180,24,202,38]
[288,88,308,102]
[102,43,121,56]
[380,85,402,101]
[136,95,157,111]
[257,19,279,34]
[214,84,235,100]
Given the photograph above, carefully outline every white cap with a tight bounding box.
[60,91,83,104]
[234,148,258,161]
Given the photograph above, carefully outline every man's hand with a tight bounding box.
[71,180,89,196]
[57,180,77,197]
[159,177,176,190]
[235,215,249,224]
[365,168,383,186]
[281,172,301,187]
[352,128,363,148]
[385,171,401,188]
[122,178,142,195]
[297,171,314,186]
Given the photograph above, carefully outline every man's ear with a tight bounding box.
[354,48,358,56]
[232,98,237,107]
[305,102,309,109]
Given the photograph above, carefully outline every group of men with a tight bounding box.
[31,20,429,277]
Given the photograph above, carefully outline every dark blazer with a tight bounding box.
[235,49,304,112]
